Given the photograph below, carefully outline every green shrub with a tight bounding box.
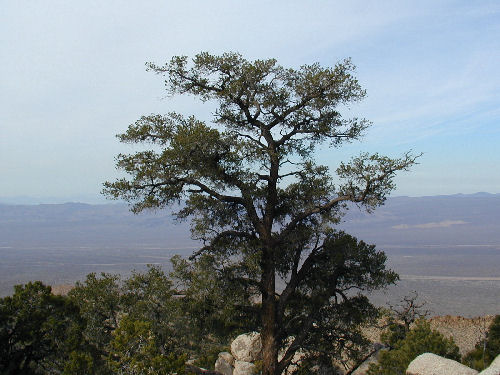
[380,322,407,349]
[0,282,85,374]
[367,319,460,375]
[191,344,230,371]
[107,315,187,375]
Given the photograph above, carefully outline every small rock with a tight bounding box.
[218,352,235,367]
[282,350,306,374]
[406,353,478,375]
[233,360,257,375]
[215,355,233,375]
[231,332,262,362]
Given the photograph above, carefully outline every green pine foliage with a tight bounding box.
[62,351,94,375]
[107,316,186,375]
[0,282,86,374]
[191,345,230,371]
[380,322,407,349]
[68,273,121,355]
[121,267,184,354]
[103,51,418,375]
[367,319,460,375]
[169,254,260,350]
[2,53,420,375]
[0,267,231,374]
[66,267,231,371]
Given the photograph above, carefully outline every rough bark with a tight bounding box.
[261,244,278,375]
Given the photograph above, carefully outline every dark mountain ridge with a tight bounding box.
[1,193,499,248]
[340,193,500,247]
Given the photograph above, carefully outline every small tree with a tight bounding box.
[104,52,418,375]
[69,268,196,371]
[121,267,182,354]
[387,291,430,333]
[0,282,84,374]
[69,273,122,355]
[169,254,260,356]
[367,319,460,375]
[381,291,431,349]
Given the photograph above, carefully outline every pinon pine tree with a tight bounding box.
[104,52,418,375]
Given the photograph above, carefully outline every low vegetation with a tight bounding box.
[462,315,500,370]
[367,319,461,375]
[0,266,244,375]
[1,272,499,374]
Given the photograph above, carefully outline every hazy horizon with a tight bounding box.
[1,191,500,206]
[1,194,500,316]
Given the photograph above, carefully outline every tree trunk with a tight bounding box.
[261,247,278,375]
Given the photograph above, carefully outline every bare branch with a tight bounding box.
[178,178,245,205]
[234,131,267,148]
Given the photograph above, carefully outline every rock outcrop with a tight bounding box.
[231,332,262,362]
[406,353,478,375]
[215,352,234,375]
[429,315,495,356]
[233,360,257,375]
[216,333,500,375]
[214,333,261,375]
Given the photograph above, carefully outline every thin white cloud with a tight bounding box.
[392,220,467,230]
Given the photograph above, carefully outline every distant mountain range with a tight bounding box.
[1,193,499,316]
[0,202,193,249]
[1,193,499,249]
[340,193,500,247]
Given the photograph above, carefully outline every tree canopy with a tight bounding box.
[104,52,418,375]
[0,271,195,375]
[0,282,84,374]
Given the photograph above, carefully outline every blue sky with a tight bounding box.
[1,1,499,203]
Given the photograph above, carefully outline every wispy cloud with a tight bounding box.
[1,0,499,199]
[392,220,467,230]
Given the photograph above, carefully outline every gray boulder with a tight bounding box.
[233,360,257,375]
[406,353,478,375]
[479,354,500,375]
[231,332,262,362]
[219,352,235,366]
[215,352,234,375]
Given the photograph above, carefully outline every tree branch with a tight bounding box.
[279,194,352,241]
[179,178,247,205]
[278,238,323,313]
[234,131,267,149]
[277,314,316,374]
[189,230,256,259]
